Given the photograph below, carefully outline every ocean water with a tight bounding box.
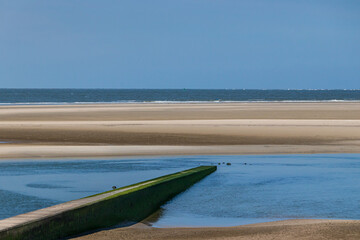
[0,89,360,104]
[1,154,360,226]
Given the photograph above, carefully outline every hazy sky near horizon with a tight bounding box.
[1,0,359,89]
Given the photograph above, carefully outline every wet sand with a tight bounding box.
[1,102,360,239]
[71,219,360,240]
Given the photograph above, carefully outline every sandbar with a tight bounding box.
[0,102,360,158]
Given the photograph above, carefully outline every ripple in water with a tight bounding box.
[1,154,360,227]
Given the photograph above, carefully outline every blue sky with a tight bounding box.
[0,0,359,89]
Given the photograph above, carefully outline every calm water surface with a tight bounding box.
[0,154,359,227]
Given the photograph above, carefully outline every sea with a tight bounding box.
[0,89,360,104]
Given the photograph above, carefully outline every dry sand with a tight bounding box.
[1,102,360,158]
[1,102,360,239]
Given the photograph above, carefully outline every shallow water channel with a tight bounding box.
[0,154,359,227]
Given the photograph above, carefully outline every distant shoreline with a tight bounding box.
[2,99,360,106]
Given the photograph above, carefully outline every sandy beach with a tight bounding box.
[1,102,360,239]
[1,102,360,159]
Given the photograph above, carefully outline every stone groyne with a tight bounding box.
[0,165,216,240]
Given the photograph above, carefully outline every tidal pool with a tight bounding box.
[0,154,359,227]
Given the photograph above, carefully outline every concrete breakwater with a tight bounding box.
[0,165,216,240]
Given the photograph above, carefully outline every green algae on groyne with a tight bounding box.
[0,165,216,240]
